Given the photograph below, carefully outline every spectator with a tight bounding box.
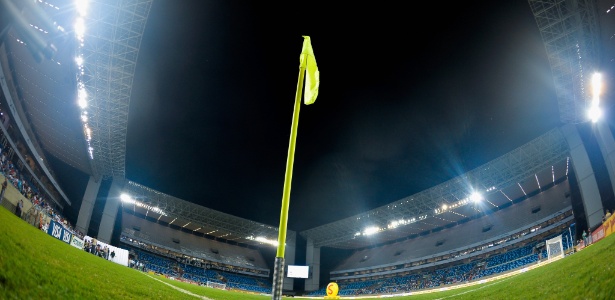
[0,177,7,204]
[15,199,23,218]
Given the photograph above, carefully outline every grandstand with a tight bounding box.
[1,0,614,298]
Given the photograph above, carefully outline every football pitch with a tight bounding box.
[1,207,613,299]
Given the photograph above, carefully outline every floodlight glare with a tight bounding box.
[74,17,86,38]
[363,226,380,236]
[591,73,602,99]
[470,192,483,202]
[588,104,602,123]
[247,236,278,246]
[588,72,603,123]
[78,92,88,109]
[75,0,90,16]
[120,193,134,204]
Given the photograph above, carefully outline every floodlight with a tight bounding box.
[78,88,88,108]
[470,192,483,203]
[76,0,90,17]
[588,104,602,123]
[247,236,278,246]
[591,73,602,99]
[120,193,134,203]
[74,17,86,38]
[363,226,380,236]
[588,72,603,123]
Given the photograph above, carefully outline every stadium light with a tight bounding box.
[77,87,87,108]
[588,72,602,123]
[247,236,279,247]
[74,17,86,39]
[120,193,167,216]
[388,219,409,229]
[363,226,380,236]
[592,72,602,99]
[73,0,94,159]
[120,193,134,204]
[470,192,483,203]
[76,0,90,17]
[588,104,602,123]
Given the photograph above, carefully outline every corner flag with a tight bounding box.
[272,35,320,300]
[301,36,319,105]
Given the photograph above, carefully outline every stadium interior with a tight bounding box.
[1,0,614,297]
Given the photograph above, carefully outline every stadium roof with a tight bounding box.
[122,180,296,247]
[299,128,570,249]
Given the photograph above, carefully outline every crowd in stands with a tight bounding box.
[122,245,272,294]
[308,229,574,297]
[309,225,574,296]
[0,136,277,293]
[0,142,84,240]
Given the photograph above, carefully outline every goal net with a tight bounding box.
[546,235,564,260]
[206,281,226,290]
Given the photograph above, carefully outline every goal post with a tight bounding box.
[206,281,227,290]
[546,235,564,260]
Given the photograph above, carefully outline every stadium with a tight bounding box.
[0,0,614,299]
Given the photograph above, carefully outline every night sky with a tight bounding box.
[108,0,562,233]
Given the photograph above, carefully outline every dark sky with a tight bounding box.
[121,0,561,233]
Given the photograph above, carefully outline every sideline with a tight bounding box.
[296,256,566,299]
[144,273,213,300]
[435,276,514,299]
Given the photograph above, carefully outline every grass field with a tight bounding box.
[1,206,614,299]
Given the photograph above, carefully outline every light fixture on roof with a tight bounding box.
[388,219,408,229]
[363,226,380,236]
[470,192,483,203]
[77,87,87,108]
[121,193,167,216]
[120,193,134,204]
[588,72,602,123]
[73,0,94,159]
[247,236,279,247]
[76,0,90,16]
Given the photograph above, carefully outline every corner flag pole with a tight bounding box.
[272,36,318,300]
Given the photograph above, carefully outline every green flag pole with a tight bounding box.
[271,49,307,300]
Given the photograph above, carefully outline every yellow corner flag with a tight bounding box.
[301,36,319,105]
